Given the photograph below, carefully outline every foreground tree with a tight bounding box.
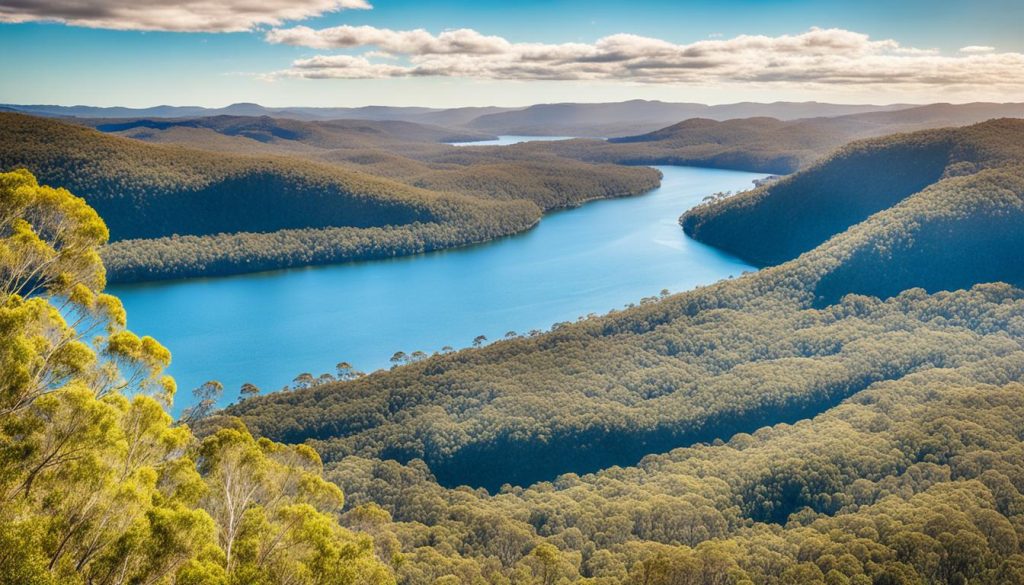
[0,170,393,585]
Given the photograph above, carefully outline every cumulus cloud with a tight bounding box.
[959,45,996,54]
[264,26,1024,91]
[0,0,372,32]
[266,25,510,54]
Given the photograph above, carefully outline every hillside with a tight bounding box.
[8,156,1024,584]
[465,100,911,137]
[0,101,514,122]
[0,112,660,282]
[230,119,1024,488]
[88,115,495,146]
[530,102,1024,174]
[1,100,903,133]
[218,119,1024,583]
[681,119,1024,270]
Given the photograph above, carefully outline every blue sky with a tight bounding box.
[1,0,1022,107]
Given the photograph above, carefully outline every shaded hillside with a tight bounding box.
[0,112,660,282]
[0,112,456,241]
[83,114,665,213]
[681,119,1024,269]
[88,115,494,146]
[228,120,1024,493]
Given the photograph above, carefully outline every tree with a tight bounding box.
[0,171,395,585]
[239,382,260,401]
[336,361,363,381]
[473,335,487,348]
[180,380,223,424]
[292,372,315,390]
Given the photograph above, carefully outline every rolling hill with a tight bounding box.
[515,101,1024,174]
[463,100,912,137]
[0,112,659,282]
[218,118,1024,584]
[230,118,1024,487]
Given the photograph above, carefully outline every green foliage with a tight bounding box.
[682,118,1024,269]
[229,120,1024,583]
[0,170,393,585]
[0,112,660,283]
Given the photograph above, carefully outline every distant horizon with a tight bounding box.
[7,98,1009,111]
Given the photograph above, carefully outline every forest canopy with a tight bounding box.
[224,119,1024,583]
[0,168,393,584]
[0,113,660,283]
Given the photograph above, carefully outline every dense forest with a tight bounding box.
[220,118,1024,583]
[5,103,1020,284]
[516,103,1024,175]
[0,169,393,584]
[681,119,1024,270]
[0,113,659,282]
[7,112,1024,584]
[229,118,1024,486]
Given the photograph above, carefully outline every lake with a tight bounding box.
[109,163,765,414]
[448,135,577,146]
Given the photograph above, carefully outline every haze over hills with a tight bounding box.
[463,100,913,137]
[84,115,496,148]
[0,101,521,123]
[2,99,914,137]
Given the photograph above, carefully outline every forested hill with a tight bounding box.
[681,118,1024,271]
[528,102,1024,174]
[0,112,659,282]
[0,112,457,241]
[228,119,1024,493]
[9,163,1024,584]
[463,100,910,137]
[87,115,496,146]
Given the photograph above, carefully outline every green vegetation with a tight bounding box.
[0,113,659,282]
[681,119,1024,272]
[221,119,1024,583]
[229,120,1024,489]
[0,169,393,584]
[524,103,1024,175]
[8,115,1024,585]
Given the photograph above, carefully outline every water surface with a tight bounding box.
[110,165,764,413]
[448,135,577,146]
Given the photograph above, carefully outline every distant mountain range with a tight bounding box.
[1,100,917,137]
[463,100,914,136]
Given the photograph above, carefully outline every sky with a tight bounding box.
[1,0,1022,108]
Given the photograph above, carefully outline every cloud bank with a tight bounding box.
[265,26,1024,90]
[0,0,372,32]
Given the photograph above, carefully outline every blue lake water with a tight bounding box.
[109,164,764,414]
[448,135,577,146]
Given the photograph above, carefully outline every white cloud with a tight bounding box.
[959,45,996,54]
[0,0,372,32]
[266,25,510,54]
[263,26,1024,91]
